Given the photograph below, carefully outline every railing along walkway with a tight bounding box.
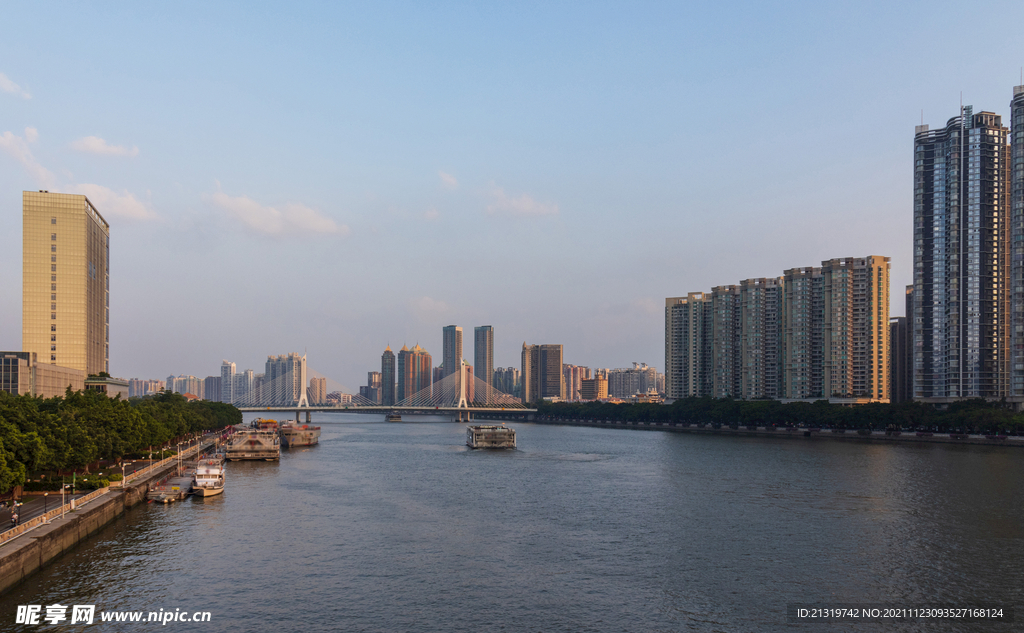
[0,439,212,547]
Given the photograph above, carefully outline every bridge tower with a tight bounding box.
[296,353,310,408]
[456,359,471,422]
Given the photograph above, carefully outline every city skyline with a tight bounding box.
[2,3,1023,389]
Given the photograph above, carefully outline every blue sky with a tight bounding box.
[2,1,1022,390]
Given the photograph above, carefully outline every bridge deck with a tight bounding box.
[238,406,535,413]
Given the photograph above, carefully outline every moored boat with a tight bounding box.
[386,413,402,422]
[226,426,281,461]
[192,455,226,496]
[280,423,321,448]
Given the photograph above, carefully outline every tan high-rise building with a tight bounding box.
[23,191,110,376]
[310,376,327,404]
[822,256,891,401]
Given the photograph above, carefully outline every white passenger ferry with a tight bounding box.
[466,425,516,449]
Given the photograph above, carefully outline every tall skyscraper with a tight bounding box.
[474,326,494,401]
[264,353,308,406]
[443,325,463,378]
[22,191,110,376]
[396,344,432,403]
[381,346,396,406]
[1010,86,1024,396]
[220,360,236,403]
[914,107,1009,400]
[521,343,564,403]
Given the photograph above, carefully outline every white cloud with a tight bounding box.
[410,296,451,317]
[0,128,56,189]
[71,136,139,157]
[0,126,157,222]
[438,171,458,190]
[211,190,350,237]
[424,207,439,221]
[486,183,558,217]
[69,184,159,221]
[0,73,31,99]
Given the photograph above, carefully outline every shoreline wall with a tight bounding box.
[478,414,1024,448]
[0,446,205,597]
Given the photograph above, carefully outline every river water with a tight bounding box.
[2,414,1021,632]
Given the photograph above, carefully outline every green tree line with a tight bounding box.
[537,397,1024,434]
[0,390,240,493]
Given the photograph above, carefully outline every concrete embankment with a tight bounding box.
[0,441,211,597]
[477,414,1024,448]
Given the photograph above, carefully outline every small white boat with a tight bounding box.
[192,456,225,497]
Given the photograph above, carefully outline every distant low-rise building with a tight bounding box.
[326,391,353,405]
[85,375,129,399]
[580,377,608,401]
[360,371,382,404]
[606,363,659,398]
[493,366,521,399]
[128,378,165,398]
[1,351,85,398]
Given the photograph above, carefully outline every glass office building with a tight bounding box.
[22,191,110,377]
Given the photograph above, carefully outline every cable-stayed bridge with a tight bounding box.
[235,360,533,421]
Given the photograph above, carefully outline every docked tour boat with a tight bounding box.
[280,422,321,448]
[192,455,226,496]
[226,422,281,461]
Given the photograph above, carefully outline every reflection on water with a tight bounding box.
[2,414,1021,632]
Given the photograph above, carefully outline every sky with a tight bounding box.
[2,1,1023,392]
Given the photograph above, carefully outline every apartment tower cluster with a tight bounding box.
[910,88,1024,403]
[666,256,891,403]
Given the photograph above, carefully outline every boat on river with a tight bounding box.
[466,424,516,449]
[192,454,226,496]
[226,423,281,461]
[280,422,321,448]
[386,413,402,422]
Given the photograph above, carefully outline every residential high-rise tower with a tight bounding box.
[913,107,1010,400]
[442,325,463,378]
[381,346,396,406]
[474,326,493,401]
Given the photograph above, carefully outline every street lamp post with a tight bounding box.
[61,484,70,520]
[120,462,131,488]
[43,493,48,517]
